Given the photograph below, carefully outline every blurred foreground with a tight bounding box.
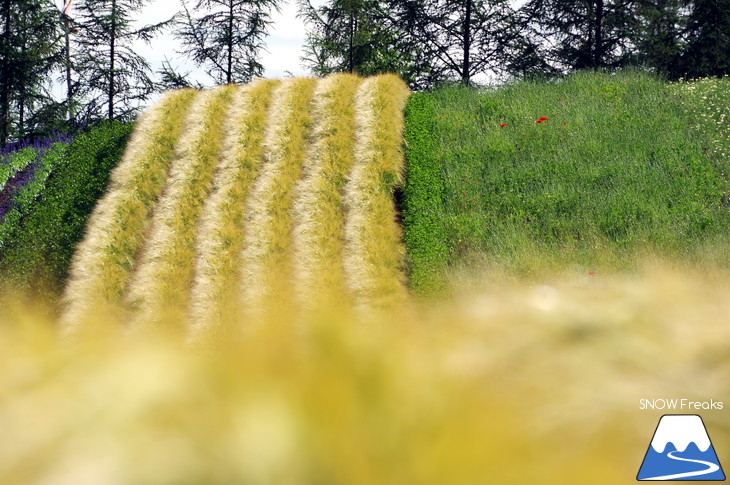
[1,264,728,484]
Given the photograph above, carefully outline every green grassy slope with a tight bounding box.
[0,121,132,295]
[5,71,730,300]
[403,70,730,291]
[0,143,65,250]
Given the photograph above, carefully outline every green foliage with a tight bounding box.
[679,0,730,79]
[0,0,64,144]
[0,121,132,294]
[73,0,170,121]
[403,70,730,282]
[0,147,35,190]
[401,93,448,294]
[635,0,684,79]
[298,0,420,82]
[519,0,639,73]
[0,143,64,249]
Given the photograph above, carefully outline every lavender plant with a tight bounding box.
[0,134,74,248]
[0,143,66,248]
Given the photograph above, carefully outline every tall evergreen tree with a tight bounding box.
[679,0,730,78]
[73,0,169,121]
[298,0,421,83]
[392,0,522,85]
[299,0,521,88]
[175,0,280,85]
[519,0,639,72]
[0,0,62,145]
[635,0,686,78]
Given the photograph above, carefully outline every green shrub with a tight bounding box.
[402,93,449,294]
[0,143,65,249]
[0,121,133,295]
[0,148,35,191]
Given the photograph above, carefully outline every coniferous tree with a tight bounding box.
[679,0,730,78]
[393,0,522,86]
[156,57,203,90]
[635,0,686,78]
[0,0,63,145]
[175,0,280,85]
[519,0,640,73]
[73,0,170,121]
[16,1,66,138]
[0,0,15,145]
[300,0,522,88]
[298,0,422,84]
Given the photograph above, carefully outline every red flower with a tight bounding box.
[563,122,568,125]
[536,116,548,123]
[536,119,545,124]
[500,123,507,127]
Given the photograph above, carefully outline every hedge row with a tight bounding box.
[0,121,133,295]
[0,148,36,191]
[401,93,449,294]
[0,143,65,250]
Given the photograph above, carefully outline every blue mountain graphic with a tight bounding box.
[638,441,726,481]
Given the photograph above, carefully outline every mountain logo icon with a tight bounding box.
[637,414,726,481]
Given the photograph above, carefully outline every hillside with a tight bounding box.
[403,71,730,291]
[3,72,730,298]
[61,74,410,339]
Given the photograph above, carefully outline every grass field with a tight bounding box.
[403,70,730,291]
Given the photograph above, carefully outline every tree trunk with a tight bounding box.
[66,27,73,123]
[348,3,354,73]
[462,0,472,84]
[227,0,233,84]
[18,34,25,138]
[0,0,11,146]
[108,0,116,120]
[594,0,604,68]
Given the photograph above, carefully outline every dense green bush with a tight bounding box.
[402,94,449,294]
[0,148,35,191]
[0,143,65,249]
[0,121,133,295]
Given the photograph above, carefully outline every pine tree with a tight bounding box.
[680,0,730,78]
[635,0,686,78]
[299,0,521,88]
[0,0,63,145]
[519,0,640,72]
[73,0,170,121]
[298,0,418,81]
[395,0,522,85]
[175,0,281,85]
